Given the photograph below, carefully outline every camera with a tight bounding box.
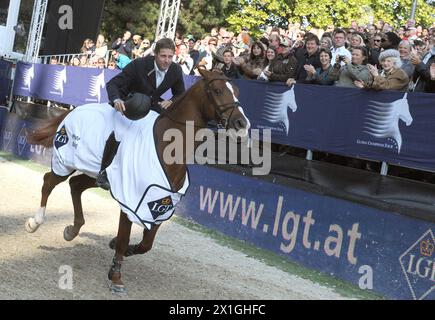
[338,55,346,62]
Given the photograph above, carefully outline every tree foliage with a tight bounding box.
[291,0,435,29]
[101,0,235,41]
[227,0,435,33]
[100,0,435,41]
[226,0,291,36]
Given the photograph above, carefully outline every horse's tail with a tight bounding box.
[27,110,72,148]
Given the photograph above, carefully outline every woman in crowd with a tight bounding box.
[174,43,194,75]
[349,34,365,49]
[305,48,335,85]
[258,46,277,81]
[328,46,373,88]
[398,40,415,78]
[69,56,81,67]
[80,38,95,56]
[237,41,266,79]
[358,49,409,91]
[94,34,108,59]
[320,36,333,50]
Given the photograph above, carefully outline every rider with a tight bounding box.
[96,38,186,190]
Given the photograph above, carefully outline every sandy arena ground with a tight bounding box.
[0,157,351,300]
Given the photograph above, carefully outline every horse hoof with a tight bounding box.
[109,283,127,296]
[63,225,78,241]
[25,218,40,233]
[109,237,117,250]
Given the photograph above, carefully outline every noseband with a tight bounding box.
[203,77,241,130]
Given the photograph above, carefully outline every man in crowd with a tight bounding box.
[112,30,134,58]
[331,29,352,67]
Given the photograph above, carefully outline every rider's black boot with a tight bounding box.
[96,132,120,190]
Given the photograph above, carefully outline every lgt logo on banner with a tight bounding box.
[399,229,435,300]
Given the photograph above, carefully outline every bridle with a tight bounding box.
[203,76,241,130]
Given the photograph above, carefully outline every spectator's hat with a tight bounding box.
[187,34,196,42]
[378,49,400,61]
[124,93,151,120]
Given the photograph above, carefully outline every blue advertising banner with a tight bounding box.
[0,108,52,166]
[177,165,435,300]
[13,62,119,106]
[10,62,435,172]
[233,80,435,172]
[0,59,13,105]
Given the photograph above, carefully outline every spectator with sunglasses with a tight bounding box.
[368,34,383,67]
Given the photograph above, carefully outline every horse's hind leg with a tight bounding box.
[25,171,68,233]
[109,224,161,257]
[63,174,96,241]
[108,211,132,295]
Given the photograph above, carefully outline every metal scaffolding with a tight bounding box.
[24,0,48,63]
[155,0,181,41]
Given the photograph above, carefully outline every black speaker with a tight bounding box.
[41,0,106,55]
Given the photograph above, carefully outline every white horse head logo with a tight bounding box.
[22,65,34,91]
[262,86,298,135]
[51,67,67,97]
[363,93,413,153]
[88,70,106,103]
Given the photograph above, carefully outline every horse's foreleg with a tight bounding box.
[25,172,67,233]
[63,174,96,241]
[108,211,132,295]
[108,224,160,257]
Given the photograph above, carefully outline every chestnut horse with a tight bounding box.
[25,68,250,294]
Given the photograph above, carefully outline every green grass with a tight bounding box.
[1,151,385,300]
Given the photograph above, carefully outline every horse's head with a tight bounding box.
[396,93,413,126]
[198,68,250,138]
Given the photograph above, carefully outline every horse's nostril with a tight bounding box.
[235,118,247,130]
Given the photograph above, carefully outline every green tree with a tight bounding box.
[226,0,291,37]
[101,0,236,41]
[178,0,236,38]
[290,0,435,29]
[101,0,161,41]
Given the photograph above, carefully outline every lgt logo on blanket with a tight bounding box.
[54,125,69,150]
[148,196,174,219]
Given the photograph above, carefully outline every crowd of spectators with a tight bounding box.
[50,18,434,94]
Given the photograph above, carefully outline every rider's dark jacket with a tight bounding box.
[106,55,185,113]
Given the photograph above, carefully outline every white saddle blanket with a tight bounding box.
[52,104,189,229]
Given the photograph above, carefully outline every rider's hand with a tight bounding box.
[159,100,173,110]
[113,99,126,113]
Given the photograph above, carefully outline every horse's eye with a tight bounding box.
[214,89,223,95]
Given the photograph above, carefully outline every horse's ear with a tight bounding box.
[198,67,211,80]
